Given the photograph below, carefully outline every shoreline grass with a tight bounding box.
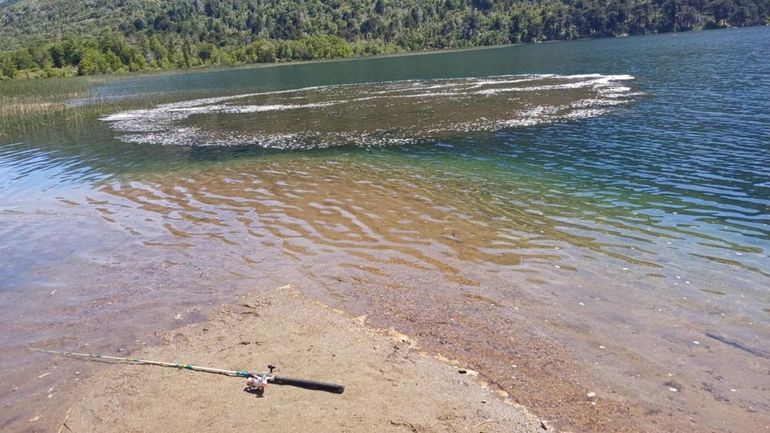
[0,77,109,139]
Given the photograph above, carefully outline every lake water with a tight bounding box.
[1,27,768,432]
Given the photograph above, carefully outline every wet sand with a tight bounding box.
[55,286,547,433]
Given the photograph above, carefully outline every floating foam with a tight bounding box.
[102,74,640,148]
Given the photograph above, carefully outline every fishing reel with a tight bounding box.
[245,364,276,396]
[245,364,344,396]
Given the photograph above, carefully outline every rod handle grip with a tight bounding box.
[269,376,345,394]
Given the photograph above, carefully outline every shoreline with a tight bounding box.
[45,285,549,433]
[4,147,768,433]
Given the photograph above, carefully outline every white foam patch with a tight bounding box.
[102,74,640,148]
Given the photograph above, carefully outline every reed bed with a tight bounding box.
[0,77,110,138]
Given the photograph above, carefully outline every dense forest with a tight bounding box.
[0,0,767,79]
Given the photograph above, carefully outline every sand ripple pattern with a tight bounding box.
[101,74,638,148]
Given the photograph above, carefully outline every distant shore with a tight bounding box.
[1,26,765,83]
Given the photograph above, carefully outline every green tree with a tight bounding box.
[12,49,36,70]
[78,48,110,75]
[1,56,17,78]
[49,44,66,68]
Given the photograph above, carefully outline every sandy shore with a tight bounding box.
[57,285,549,433]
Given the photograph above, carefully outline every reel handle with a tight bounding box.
[268,376,345,394]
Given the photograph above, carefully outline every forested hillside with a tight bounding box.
[1,0,767,78]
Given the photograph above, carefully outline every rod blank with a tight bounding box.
[29,348,345,394]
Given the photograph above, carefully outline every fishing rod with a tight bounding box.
[29,348,344,396]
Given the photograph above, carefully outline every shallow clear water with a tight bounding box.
[1,27,769,432]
